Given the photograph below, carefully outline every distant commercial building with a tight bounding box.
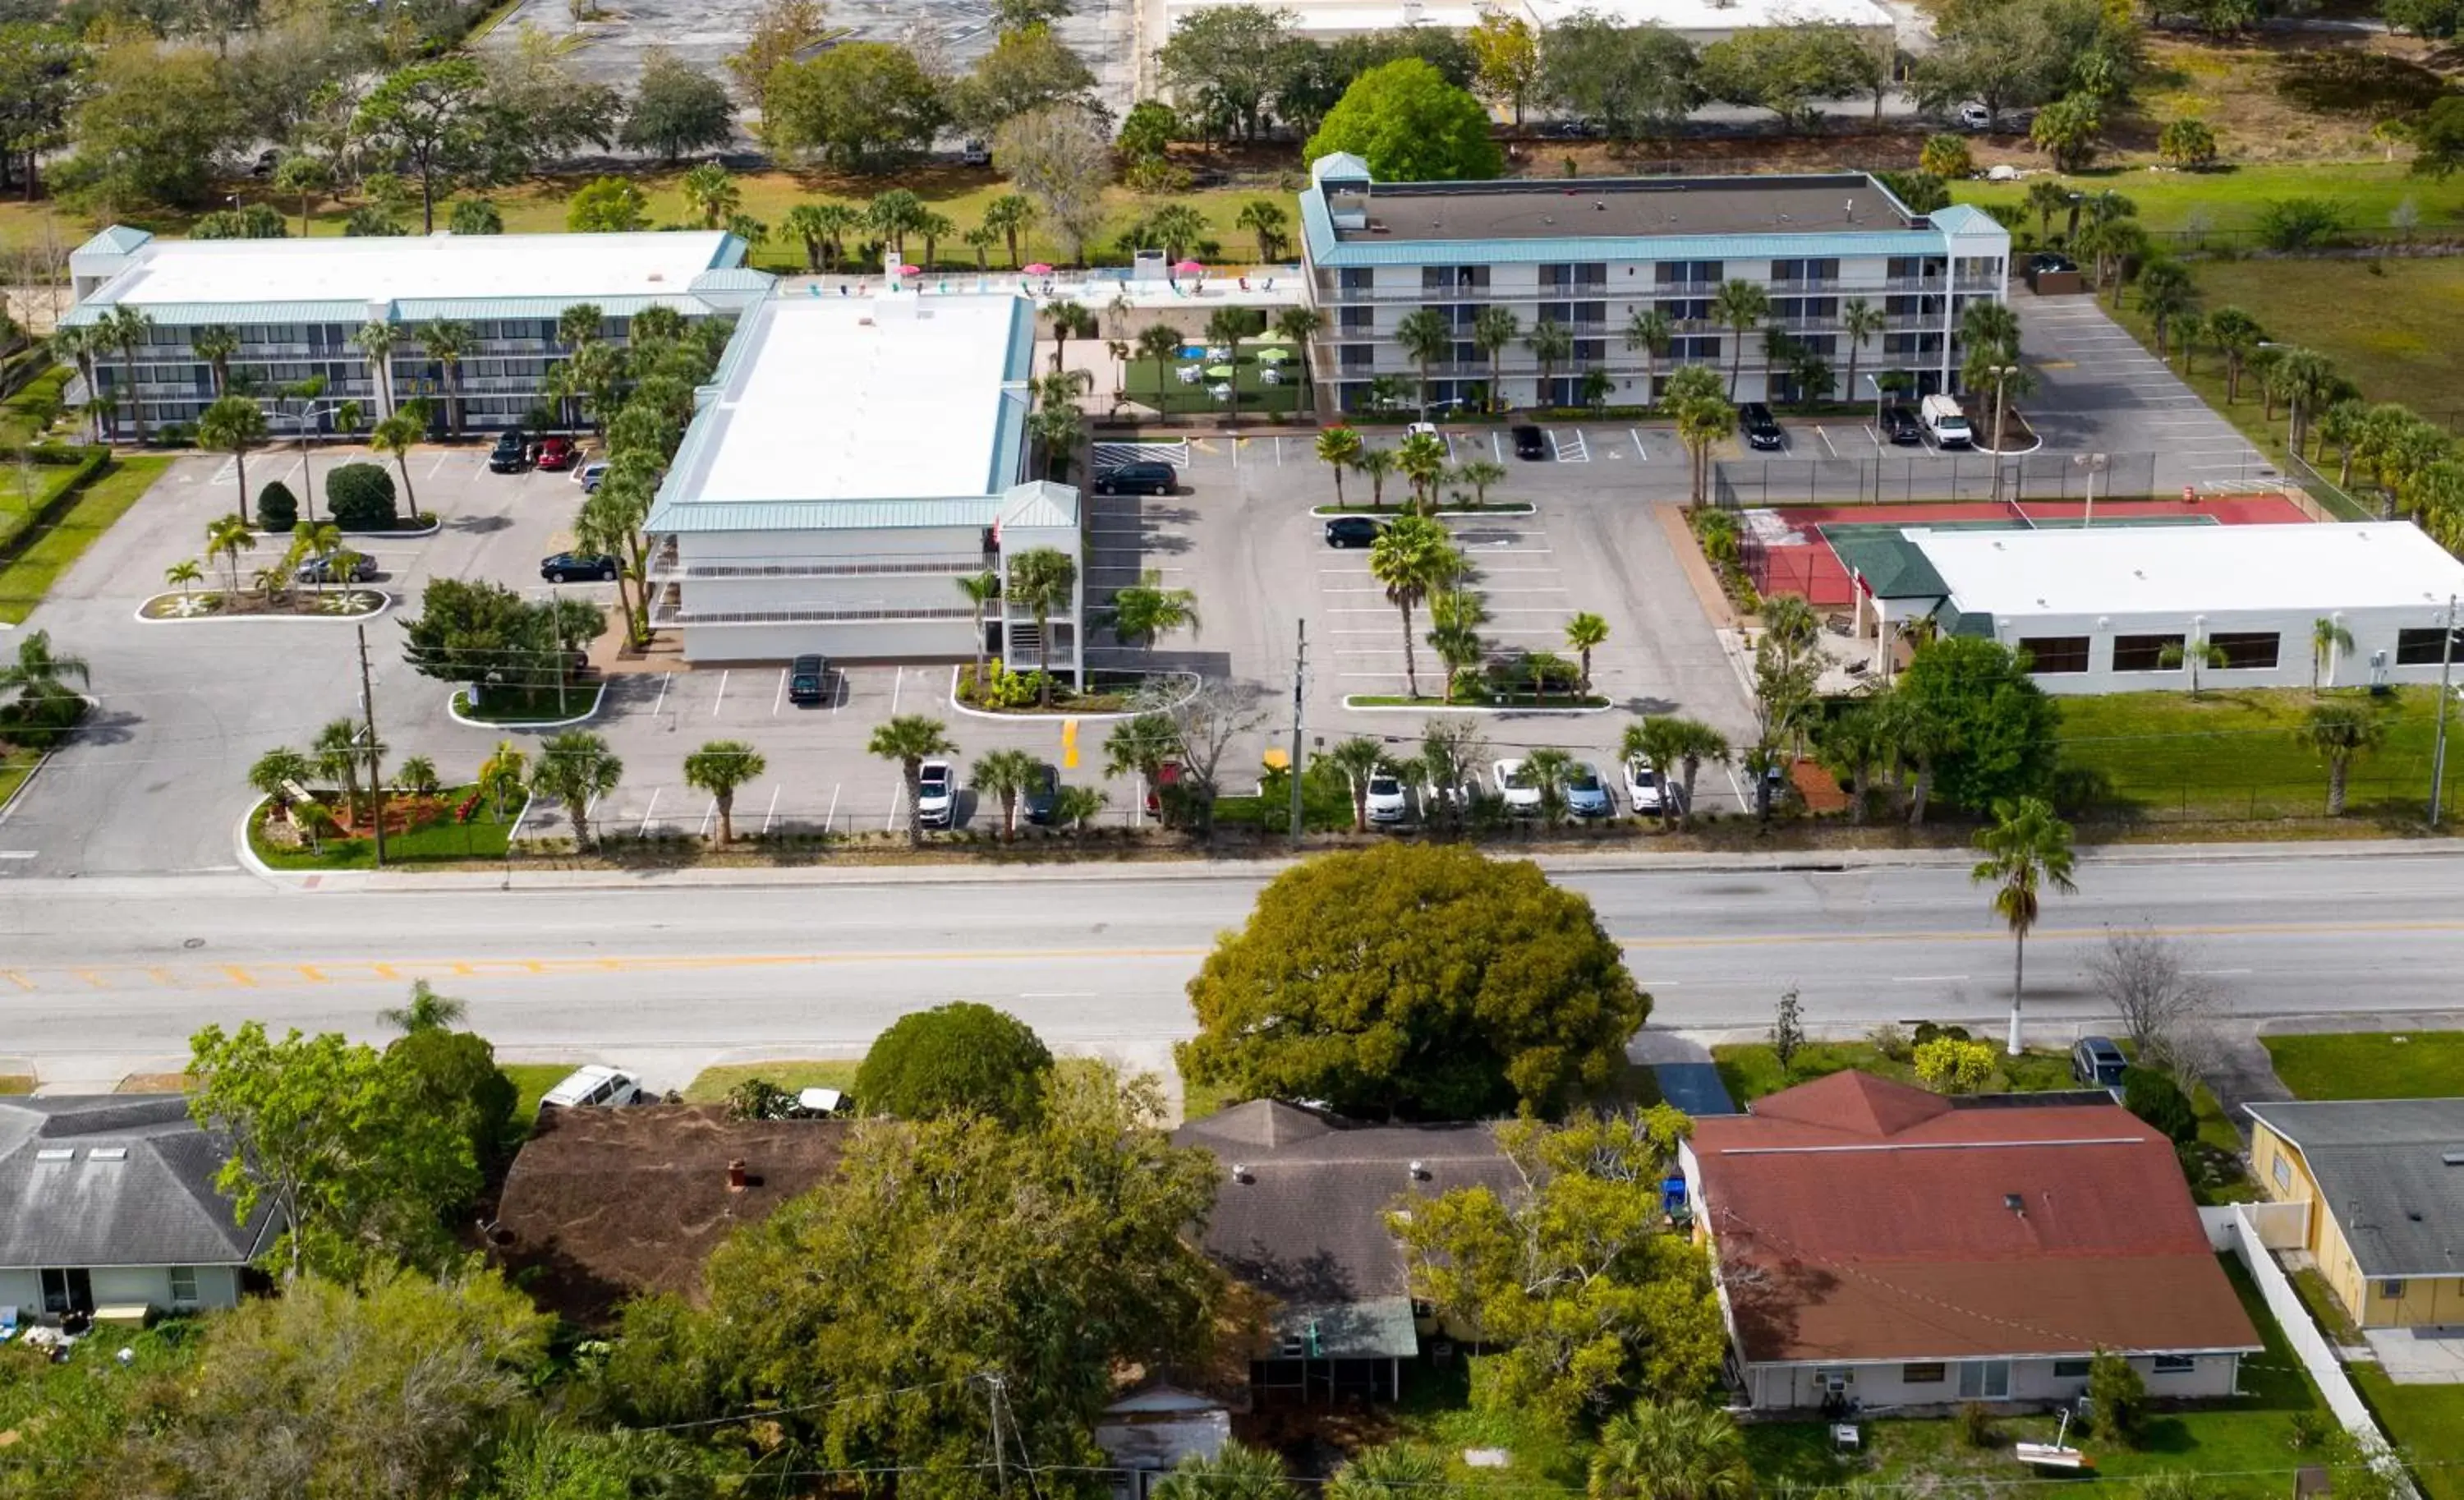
[644,288,1084,672]
[1163,0,1891,48]
[1296,154,2010,413]
[1872,521,2464,694]
[64,227,767,435]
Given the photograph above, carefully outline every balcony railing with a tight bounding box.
[1319,275,2000,306]
[649,555,992,583]
[650,603,978,627]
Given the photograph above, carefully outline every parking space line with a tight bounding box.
[825,783,840,831]
[1548,429,1590,462]
[884,782,902,832]
[698,796,717,839]
[889,666,903,716]
[650,672,672,718]
[1628,429,1647,461]
[711,669,729,717]
[772,669,786,715]
[1816,426,1839,458]
[1492,432,1504,462]
[762,785,782,835]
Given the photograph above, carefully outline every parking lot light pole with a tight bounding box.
[2073,452,2107,527]
[1288,619,1308,844]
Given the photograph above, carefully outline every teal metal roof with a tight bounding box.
[690,268,775,292]
[1826,532,1947,599]
[76,225,154,255]
[1000,481,1078,529]
[390,295,712,321]
[60,300,374,328]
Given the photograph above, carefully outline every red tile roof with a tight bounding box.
[1693,1073,2260,1364]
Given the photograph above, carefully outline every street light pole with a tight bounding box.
[1288,618,1308,845]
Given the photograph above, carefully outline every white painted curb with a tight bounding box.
[133,591,393,625]
[1340,695,1614,715]
[942,665,1198,722]
[1308,504,1535,518]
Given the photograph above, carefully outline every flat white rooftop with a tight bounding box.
[1524,0,1892,29]
[1911,522,2464,619]
[82,230,739,310]
[669,291,1032,508]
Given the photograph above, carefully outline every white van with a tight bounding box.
[1921,393,1973,449]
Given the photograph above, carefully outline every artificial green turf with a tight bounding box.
[2261,1031,2464,1100]
[2056,685,2456,822]
[0,456,170,623]
[1122,355,1303,416]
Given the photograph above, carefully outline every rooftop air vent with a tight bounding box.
[35,1148,71,1162]
[89,1146,128,1162]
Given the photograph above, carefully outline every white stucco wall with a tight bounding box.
[1746,1351,2243,1410]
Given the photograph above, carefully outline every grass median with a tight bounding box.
[0,455,171,624]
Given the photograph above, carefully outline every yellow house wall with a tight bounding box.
[2254,1121,2464,1328]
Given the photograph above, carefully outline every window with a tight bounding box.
[2380,1280,2408,1299]
[1815,1367,1851,1392]
[2273,1155,2294,1191]
[2113,633,2185,672]
[2020,636,2091,674]
[2053,1359,2093,1379]
[168,1266,199,1306]
[2397,628,2464,665]
[2153,1355,2197,1374]
[1956,1360,2011,1399]
[2209,631,2279,670]
[1902,1362,1947,1384]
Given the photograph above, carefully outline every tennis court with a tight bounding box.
[1746,494,2317,606]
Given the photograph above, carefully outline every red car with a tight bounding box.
[536,435,577,471]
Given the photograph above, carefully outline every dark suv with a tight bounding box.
[1740,403,1784,451]
[1881,404,1924,445]
[787,653,830,706]
[1512,424,1547,460]
[488,428,530,472]
[1094,461,1175,496]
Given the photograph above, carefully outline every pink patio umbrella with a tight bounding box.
[897,264,922,276]
[1173,260,1206,274]
[1023,262,1055,274]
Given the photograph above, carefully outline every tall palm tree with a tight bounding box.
[2172,310,2207,376]
[2311,616,2354,691]
[1368,515,1452,700]
[969,747,1042,840]
[1564,611,1609,695]
[1524,319,1574,405]
[311,716,366,826]
[377,979,467,1034]
[1395,429,1447,513]
[49,324,103,441]
[981,194,1037,268]
[1046,301,1096,374]
[2300,699,2388,817]
[99,305,156,445]
[207,513,254,595]
[191,324,241,397]
[1624,306,1674,407]
[371,407,425,516]
[1589,1399,1752,1500]
[683,738,767,845]
[2204,306,2263,403]
[1135,323,1184,418]
[1838,297,1883,409]
[1354,446,1396,511]
[1427,592,1486,705]
[1316,424,1363,507]
[2135,260,2197,356]
[1631,715,1729,831]
[1970,795,2078,1056]
[1390,307,1453,421]
[1710,279,1770,398]
[868,715,958,848]
[1324,735,1391,833]
[1675,395,1735,508]
[1473,305,1522,412]
[1108,571,1200,652]
[912,209,956,269]
[1004,546,1078,703]
[196,395,269,523]
[531,730,624,849]
[1275,305,1323,412]
[1524,745,1576,827]
[2269,347,2340,456]
[421,320,473,437]
[955,571,1000,688]
[1154,1444,1293,1500]
[351,320,399,415]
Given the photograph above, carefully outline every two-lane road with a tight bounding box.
[5,848,2462,1067]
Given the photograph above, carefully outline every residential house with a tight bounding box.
[0,1096,270,1323]
[2246,1098,2464,1327]
[1684,1071,2261,1410]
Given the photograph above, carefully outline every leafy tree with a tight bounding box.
[530,731,623,849]
[186,1021,480,1280]
[725,0,830,114]
[1971,795,2078,1056]
[620,47,735,163]
[325,461,398,531]
[387,1025,517,1169]
[1539,16,1700,140]
[1914,1035,1996,1093]
[855,1001,1055,1125]
[2030,92,2104,171]
[354,58,496,233]
[1116,97,1180,162]
[192,202,289,239]
[1895,636,2059,813]
[868,714,958,846]
[2385,0,2464,37]
[2408,92,2464,179]
[2088,1348,2149,1444]
[2121,1065,2197,1145]
[765,41,945,171]
[1303,58,1502,182]
[2158,116,2218,168]
[1697,26,1872,129]
[995,104,1111,262]
[1157,4,1295,142]
[947,25,1097,136]
[1180,843,1648,1116]
[1394,1111,1723,1429]
[1468,10,1541,122]
[683,738,767,844]
[1770,987,1805,1074]
[1910,0,2126,125]
[0,21,85,205]
[1919,132,1974,179]
[449,198,503,235]
[486,1426,717,1500]
[54,40,241,213]
[567,175,650,232]
[1588,1398,1754,1500]
[2300,698,2388,815]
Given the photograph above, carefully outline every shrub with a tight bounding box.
[1958,1400,1998,1447]
[1868,1022,1913,1062]
[853,1001,1053,1126]
[2122,1065,2199,1144]
[2254,197,2350,251]
[2158,117,2218,169]
[2087,1348,2149,1445]
[255,481,298,531]
[1914,1036,1995,1094]
[724,1076,798,1121]
[325,462,399,531]
[1918,133,1973,179]
[1876,169,1949,214]
[2288,1410,2333,1451]
[1911,1020,1972,1048]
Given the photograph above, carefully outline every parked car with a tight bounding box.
[1094,461,1175,496]
[488,428,531,472]
[787,653,830,706]
[540,551,618,583]
[917,759,957,829]
[961,138,991,166]
[1364,770,1410,826]
[1323,515,1384,549]
[250,148,280,178]
[1624,755,1666,817]
[1405,421,1440,441]
[535,435,577,471]
[1493,758,1542,817]
[1512,424,1547,460]
[295,554,378,584]
[1921,393,1973,449]
[1423,766,1483,815]
[541,1065,650,1109]
[1565,762,1612,818]
[1022,762,1060,825]
[574,460,609,493]
[1881,403,1924,446]
[1958,101,1993,131]
[1740,402,1785,451]
[2072,1036,2129,1091]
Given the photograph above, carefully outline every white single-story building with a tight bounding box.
[642,284,1083,674]
[1843,521,2464,694]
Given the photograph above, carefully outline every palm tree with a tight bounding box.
[378,979,467,1034]
[312,716,366,826]
[1879,688,1952,826]
[2300,699,2388,816]
[955,571,1000,688]
[1427,593,1486,705]
[1838,297,1883,409]
[2269,347,2339,456]
[195,395,269,523]
[2318,398,2368,483]
[294,801,339,854]
[531,730,624,849]
[248,746,313,821]
[1814,701,1893,825]
[2172,310,2207,376]
[1525,319,1573,404]
[683,738,767,845]
[49,324,103,441]
[1053,784,1106,831]
[867,715,958,848]
[1325,736,1390,833]
[682,163,740,228]
[165,558,204,598]
[1005,546,1078,704]
[191,324,240,397]
[2023,177,2076,242]
[292,519,342,597]
[2158,637,2229,697]
[1109,571,1200,652]
[1471,306,1522,412]
[2135,260,2197,356]
[0,630,88,722]
[1354,446,1396,511]
[1395,429,1447,513]
[207,513,254,595]
[2204,306,2264,403]
[1327,1444,1448,1500]
[351,321,399,415]
[1619,306,1674,410]
[1317,425,1363,506]
[421,320,473,437]
[1524,745,1576,827]
[1561,611,1610,695]
[1368,515,1453,700]
[1153,1444,1293,1500]
[479,739,529,821]
[1046,301,1096,375]
[1234,198,1289,260]
[912,209,955,269]
[784,202,853,272]
[1389,307,1452,419]
[1275,305,1323,412]
[981,193,1037,269]
[1675,393,1735,508]
[1708,280,1770,398]
[395,755,440,797]
[1961,348,2036,485]
[1135,323,1183,419]
[99,305,155,444]
[371,407,425,516]
[970,747,1042,840]
[2311,617,2354,691]
[1589,1399,1751,1500]
[1970,795,2079,1056]
[1636,715,1728,831]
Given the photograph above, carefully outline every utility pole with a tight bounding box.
[983,1373,1011,1500]
[2433,595,2457,828]
[357,623,386,869]
[1288,618,1308,844]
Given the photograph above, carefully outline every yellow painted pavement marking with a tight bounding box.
[1062,718,1080,770]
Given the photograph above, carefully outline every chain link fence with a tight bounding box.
[1712,452,2159,509]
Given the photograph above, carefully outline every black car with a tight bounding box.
[1094,461,1175,496]
[488,428,530,472]
[787,653,830,706]
[1881,404,1924,446]
[540,551,618,583]
[1512,424,1547,460]
[295,554,377,584]
[2072,1035,2129,1090]
[2030,251,2079,274]
[1022,762,1060,825]
[1740,402,1784,451]
[1323,515,1384,548]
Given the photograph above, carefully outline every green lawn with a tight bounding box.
[1122,351,1303,416]
[2056,686,2456,822]
[0,456,170,623]
[0,366,70,447]
[500,1061,582,1142]
[681,1058,862,1103]
[251,784,522,870]
[2261,1031,2464,1100]
[2352,1371,2464,1500]
[1711,1038,2083,1104]
[0,743,40,812]
[1954,160,2464,241]
[0,462,86,550]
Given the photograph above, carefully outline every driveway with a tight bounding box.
[2016,291,2277,495]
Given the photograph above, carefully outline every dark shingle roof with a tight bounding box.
[0,1097,268,1268]
[2246,1099,2464,1277]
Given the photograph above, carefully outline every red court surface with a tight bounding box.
[1749,494,2316,607]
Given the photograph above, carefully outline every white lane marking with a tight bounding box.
[1629,428,1647,461]
[772,669,787,715]
[710,669,729,717]
[636,787,662,837]
[825,783,840,832]
[884,781,902,832]
[889,665,903,716]
[761,784,782,835]
[650,672,672,718]
[1891,973,1972,982]
[698,796,717,838]
[1816,426,1840,458]
[0,851,37,860]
